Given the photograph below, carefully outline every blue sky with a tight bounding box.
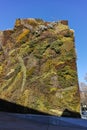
[0,0,87,84]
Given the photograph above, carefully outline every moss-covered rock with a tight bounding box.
[0,19,80,117]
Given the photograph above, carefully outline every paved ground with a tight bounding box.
[0,112,87,130]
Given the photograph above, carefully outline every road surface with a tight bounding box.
[0,112,87,130]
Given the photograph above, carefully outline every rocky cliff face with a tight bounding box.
[0,18,80,116]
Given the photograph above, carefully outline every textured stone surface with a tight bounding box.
[0,18,80,116]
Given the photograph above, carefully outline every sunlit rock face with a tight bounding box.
[0,19,80,117]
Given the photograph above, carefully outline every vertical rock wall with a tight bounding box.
[0,19,80,117]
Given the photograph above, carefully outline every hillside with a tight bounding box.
[0,18,80,116]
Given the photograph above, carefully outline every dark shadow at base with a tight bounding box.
[0,99,81,118]
[61,108,81,118]
[0,98,51,115]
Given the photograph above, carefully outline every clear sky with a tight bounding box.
[0,0,87,84]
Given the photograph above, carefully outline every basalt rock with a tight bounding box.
[0,18,80,117]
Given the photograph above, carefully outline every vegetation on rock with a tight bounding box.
[0,19,80,117]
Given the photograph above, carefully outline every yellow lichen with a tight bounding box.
[27,18,38,26]
[0,66,3,74]
[15,19,21,27]
[55,23,69,33]
[16,29,30,43]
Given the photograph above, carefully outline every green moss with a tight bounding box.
[19,44,33,57]
[43,48,56,60]
[61,40,74,52]
[57,65,77,88]
[50,87,57,93]
[66,49,76,59]
[50,40,63,54]
[29,38,39,48]
[36,99,45,110]
[0,51,3,55]
[60,48,76,61]
[0,65,3,74]
[60,86,80,112]
[60,37,73,42]
[26,67,35,78]
[33,41,50,58]
[56,23,69,32]
[41,59,53,72]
